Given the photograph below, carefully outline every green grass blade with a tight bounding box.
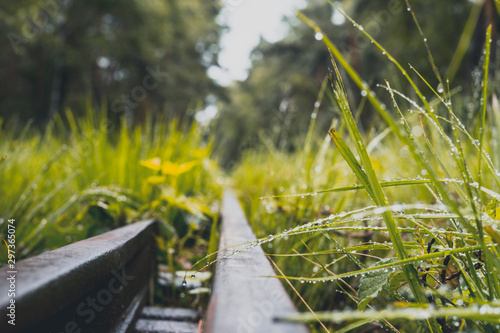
[269,246,481,282]
[445,1,483,82]
[328,57,427,305]
[404,0,443,87]
[328,128,371,196]
[280,305,500,325]
[478,25,491,201]
[296,10,476,239]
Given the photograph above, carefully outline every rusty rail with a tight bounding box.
[0,191,309,333]
[0,220,158,333]
[205,190,309,333]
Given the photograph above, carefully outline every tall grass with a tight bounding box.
[1,2,499,331]
[227,3,500,332]
[0,108,223,269]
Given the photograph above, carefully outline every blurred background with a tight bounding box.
[0,0,497,165]
[2,0,500,315]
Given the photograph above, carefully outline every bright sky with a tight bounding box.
[208,0,307,86]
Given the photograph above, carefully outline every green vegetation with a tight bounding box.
[226,2,500,332]
[216,0,492,166]
[2,0,500,331]
[0,0,222,124]
[0,109,222,305]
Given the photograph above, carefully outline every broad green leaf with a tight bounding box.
[358,258,397,310]
[486,198,500,220]
[485,226,500,245]
[388,270,407,292]
[146,175,167,185]
[161,192,211,220]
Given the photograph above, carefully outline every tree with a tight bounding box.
[0,0,223,125]
[216,0,497,166]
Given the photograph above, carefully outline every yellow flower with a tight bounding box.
[161,160,198,176]
[140,158,199,177]
[140,157,162,171]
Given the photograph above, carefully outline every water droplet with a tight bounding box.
[315,32,323,40]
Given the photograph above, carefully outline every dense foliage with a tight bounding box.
[2,0,500,331]
[0,0,223,125]
[217,0,497,166]
[226,2,500,331]
[0,110,223,270]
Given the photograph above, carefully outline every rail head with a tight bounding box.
[205,190,309,333]
[0,219,158,333]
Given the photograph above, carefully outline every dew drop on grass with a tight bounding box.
[437,83,444,93]
[315,32,323,40]
[191,274,195,279]
[182,280,187,287]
